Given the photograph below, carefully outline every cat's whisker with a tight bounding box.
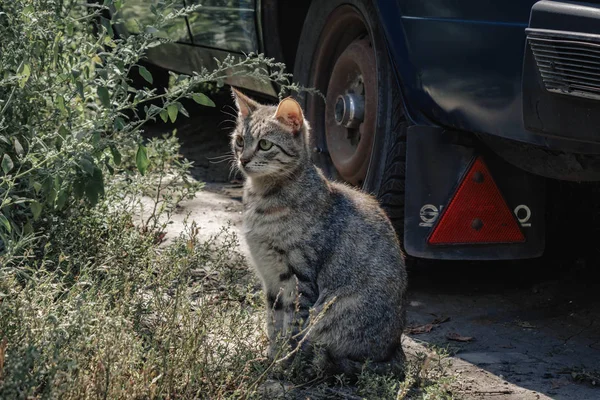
[220,108,238,120]
[207,154,231,160]
[228,160,240,181]
[209,158,233,164]
[224,104,239,115]
[218,119,236,127]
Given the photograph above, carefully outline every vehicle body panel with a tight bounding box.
[375,0,600,153]
[145,43,276,96]
[118,0,274,96]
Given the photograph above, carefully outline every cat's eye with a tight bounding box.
[235,136,244,147]
[259,139,273,151]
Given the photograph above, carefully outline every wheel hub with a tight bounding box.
[334,93,365,128]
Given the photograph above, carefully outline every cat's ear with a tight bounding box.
[231,87,259,118]
[274,97,304,134]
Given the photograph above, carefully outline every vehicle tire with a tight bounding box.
[293,0,410,251]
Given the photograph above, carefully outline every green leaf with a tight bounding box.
[43,179,56,206]
[30,202,42,221]
[192,93,216,107]
[178,103,189,118]
[84,167,105,205]
[76,81,84,98]
[110,145,121,165]
[0,213,10,233]
[56,125,68,150]
[85,184,99,206]
[56,190,68,210]
[13,138,23,156]
[58,124,69,139]
[91,54,102,65]
[23,5,34,15]
[100,16,114,38]
[167,104,178,123]
[97,87,110,107]
[79,158,95,176]
[138,65,153,84]
[105,158,114,175]
[2,154,14,174]
[73,179,85,199]
[103,36,116,48]
[23,221,34,235]
[52,34,61,67]
[66,22,74,36]
[0,136,9,145]
[18,64,31,88]
[159,110,168,123]
[115,0,123,10]
[113,116,125,131]
[32,181,42,194]
[56,95,66,113]
[135,145,150,175]
[92,131,101,146]
[146,104,162,119]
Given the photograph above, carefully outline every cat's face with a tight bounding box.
[231,89,308,180]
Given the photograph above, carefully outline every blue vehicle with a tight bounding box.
[113,0,600,261]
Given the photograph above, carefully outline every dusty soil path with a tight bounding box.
[144,97,600,400]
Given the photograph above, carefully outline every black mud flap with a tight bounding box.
[404,126,545,260]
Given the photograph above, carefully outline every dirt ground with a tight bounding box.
[144,95,600,400]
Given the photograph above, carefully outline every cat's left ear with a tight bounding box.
[231,87,259,118]
[274,97,304,134]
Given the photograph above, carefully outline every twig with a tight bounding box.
[469,390,514,395]
[276,296,337,364]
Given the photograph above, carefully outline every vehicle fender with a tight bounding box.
[373,0,430,126]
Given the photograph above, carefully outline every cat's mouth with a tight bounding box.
[238,162,261,177]
[239,162,278,179]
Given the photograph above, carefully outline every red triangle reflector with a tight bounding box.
[428,157,525,245]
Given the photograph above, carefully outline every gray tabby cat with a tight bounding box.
[231,88,407,378]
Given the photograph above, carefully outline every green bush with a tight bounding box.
[0,0,298,398]
[0,0,296,257]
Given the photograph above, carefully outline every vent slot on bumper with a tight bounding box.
[528,31,600,101]
[523,0,600,145]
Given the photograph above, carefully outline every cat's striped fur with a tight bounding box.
[231,89,407,377]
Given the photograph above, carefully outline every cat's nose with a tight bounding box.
[240,158,251,166]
